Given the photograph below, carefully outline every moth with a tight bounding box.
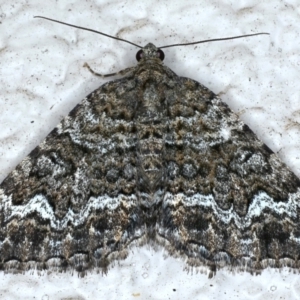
[1,17,298,278]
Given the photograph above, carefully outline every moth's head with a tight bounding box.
[136,43,165,62]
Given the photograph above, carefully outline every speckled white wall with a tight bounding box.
[0,0,300,299]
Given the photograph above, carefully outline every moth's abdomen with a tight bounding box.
[137,121,166,188]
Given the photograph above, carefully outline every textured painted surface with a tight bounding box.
[0,0,300,299]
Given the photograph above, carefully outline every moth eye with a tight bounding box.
[157,49,165,61]
[136,49,143,61]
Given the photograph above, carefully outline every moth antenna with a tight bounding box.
[160,32,270,49]
[34,16,142,49]
[34,16,269,51]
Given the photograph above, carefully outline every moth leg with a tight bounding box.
[83,63,135,78]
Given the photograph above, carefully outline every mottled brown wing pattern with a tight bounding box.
[0,77,145,274]
[0,43,300,277]
[158,76,300,277]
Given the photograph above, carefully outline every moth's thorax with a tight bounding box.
[134,67,168,206]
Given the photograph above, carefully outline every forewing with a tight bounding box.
[159,77,300,276]
[0,77,143,273]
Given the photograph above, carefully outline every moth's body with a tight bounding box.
[133,47,171,205]
[1,39,300,277]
